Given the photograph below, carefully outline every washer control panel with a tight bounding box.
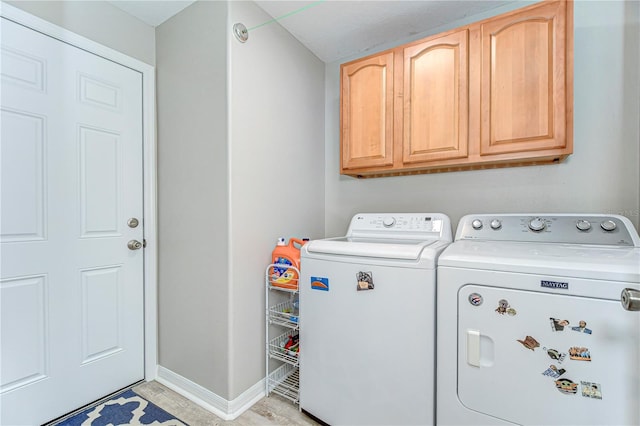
[456,214,639,246]
[347,213,453,241]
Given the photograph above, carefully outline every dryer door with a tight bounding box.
[457,281,640,425]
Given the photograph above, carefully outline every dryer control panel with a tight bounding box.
[456,214,640,247]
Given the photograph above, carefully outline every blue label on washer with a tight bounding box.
[311,277,329,291]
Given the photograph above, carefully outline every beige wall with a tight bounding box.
[156,0,324,400]
[324,0,640,236]
[5,0,155,65]
[155,1,230,396]
[227,1,325,399]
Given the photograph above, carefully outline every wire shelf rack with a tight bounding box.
[268,299,299,330]
[267,363,300,404]
[269,330,300,366]
[265,263,301,406]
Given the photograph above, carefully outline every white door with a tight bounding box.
[1,17,144,425]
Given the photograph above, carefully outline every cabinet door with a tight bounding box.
[403,30,469,164]
[340,52,394,171]
[480,1,569,156]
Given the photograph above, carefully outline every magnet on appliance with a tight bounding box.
[569,347,591,361]
[517,335,540,351]
[555,378,578,395]
[311,276,329,291]
[356,271,374,291]
[581,381,602,399]
[550,317,570,331]
[468,293,483,306]
[570,320,592,334]
[495,299,509,314]
[542,365,566,378]
[543,347,567,363]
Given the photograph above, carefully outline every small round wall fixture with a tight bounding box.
[233,23,248,43]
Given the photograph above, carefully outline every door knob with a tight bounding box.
[127,240,143,250]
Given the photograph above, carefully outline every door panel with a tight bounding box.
[79,126,121,236]
[0,275,47,392]
[1,17,144,425]
[480,1,567,155]
[458,284,640,425]
[340,52,395,170]
[403,30,469,163]
[0,108,46,242]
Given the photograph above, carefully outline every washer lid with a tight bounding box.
[305,213,452,261]
[306,237,442,260]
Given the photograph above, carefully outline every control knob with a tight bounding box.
[490,219,502,230]
[382,216,396,228]
[600,220,617,232]
[471,219,483,230]
[576,219,591,231]
[528,217,546,232]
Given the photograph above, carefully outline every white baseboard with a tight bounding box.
[155,365,265,421]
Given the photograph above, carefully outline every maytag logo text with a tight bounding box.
[541,280,569,290]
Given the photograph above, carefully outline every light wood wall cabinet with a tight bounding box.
[341,52,395,170]
[340,0,573,178]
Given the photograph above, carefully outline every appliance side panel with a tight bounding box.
[300,257,435,425]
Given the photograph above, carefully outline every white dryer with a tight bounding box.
[437,214,640,426]
[300,213,452,425]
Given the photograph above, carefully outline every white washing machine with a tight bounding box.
[300,213,452,425]
[436,214,640,426]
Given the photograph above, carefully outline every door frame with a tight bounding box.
[1,3,158,381]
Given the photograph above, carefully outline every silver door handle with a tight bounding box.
[621,288,640,311]
[128,240,143,250]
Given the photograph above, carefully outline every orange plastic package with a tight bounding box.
[270,237,305,290]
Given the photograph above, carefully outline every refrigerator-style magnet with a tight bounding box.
[542,365,567,378]
[555,378,578,395]
[495,299,516,315]
[550,318,570,331]
[571,320,592,334]
[468,293,483,306]
[581,381,603,399]
[311,276,329,291]
[356,271,374,291]
[517,335,540,351]
[543,347,567,363]
[569,347,591,361]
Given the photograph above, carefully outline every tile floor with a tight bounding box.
[133,381,320,426]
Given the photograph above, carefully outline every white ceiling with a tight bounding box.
[108,0,515,63]
[107,1,196,27]
[253,1,514,62]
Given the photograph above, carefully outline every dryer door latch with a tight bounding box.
[621,288,640,311]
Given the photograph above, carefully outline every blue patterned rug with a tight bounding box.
[54,389,188,426]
